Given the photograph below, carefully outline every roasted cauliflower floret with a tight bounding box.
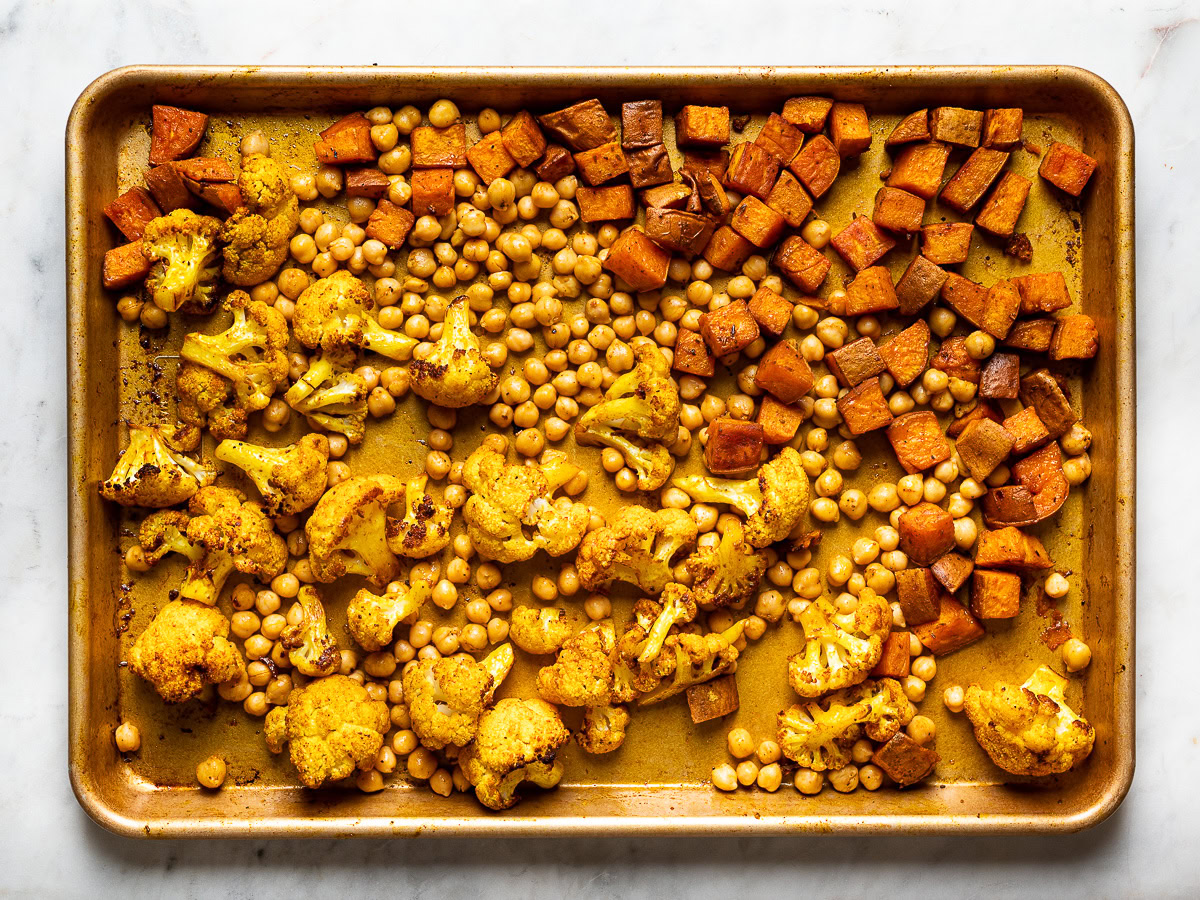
[683,518,768,609]
[128,599,245,703]
[176,362,248,441]
[787,589,892,698]
[346,578,432,652]
[637,620,746,706]
[179,291,289,413]
[635,582,698,664]
[292,270,417,361]
[778,678,915,772]
[137,509,202,567]
[283,348,369,444]
[576,704,630,754]
[221,153,300,286]
[536,621,617,707]
[305,474,406,587]
[385,475,453,559]
[278,586,340,677]
[964,665,1096,777]
[214,433,329,516]
[100,423,216,508]
[263,674,390,789]
[575,505,697,595]
[141,209,222,313]
[178,486,287,604]
[459,698,570,810]
[461,446,590,564]
[408,296,499,408]
[509,605,584,656]
[402,646,515,751]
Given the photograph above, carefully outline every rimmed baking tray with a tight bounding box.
[67,65,1134,838]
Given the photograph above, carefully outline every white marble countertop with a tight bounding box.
[4,0,1197,896]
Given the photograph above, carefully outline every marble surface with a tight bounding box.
[3,0,1198,896]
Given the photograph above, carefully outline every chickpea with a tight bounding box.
[810,497,840,523]
[196,755,228,789]
[912,655,937,682]
[1063,453,1092,486]
[755,589,786,622]
[903,675,927,703]
[908,715,937,746]
[1062,637,1093,672]
[1061,423,1093,456]
[815,317,848,349]
[726,727,755,759]
[712,763,738,792]
[428,99,459,128]
[794,769,824,795]
[953,516,978,550]
[583,594,611,621]
[114,722,141,753]
[407,747,438,780]
[736,760,761,787]
[923,476,947,504]
[828,764,859,793]
[756,763,783,793]
[942,684,966,713]
[800,219,832,249]
[815,468,843,498]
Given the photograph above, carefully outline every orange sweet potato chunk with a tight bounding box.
[912,591,985,655]
[1049,315,1100,360]
[774,235,830,292]
[887,109,930,147]
[573,141,629,186]
[836,377,894,436]
[501,110,547,167]
[888,142,952,199]
[149,105,208,165]
[1010,443,1070,524]
[102,241,150,290]
[765,170,813,227]
[895,256,948,316]
[895,568,941,626]
[976,172,1031,237]
[700,299,761,356]
[576,185,635,222]
[921,223,973,265]
[724,142,781,200]
[831,217,896,271]
[826,337,886,388]
[314,113,376,165]
[748,286,793,337]
[104,187,162,242]
[981,279,1021,340]
[873,186,926,234]
[878,320,931,387]
[345,167,390,199]
[143,164,194,213]
[410,168,455,217]
[1005,319,1056,352]
[757,395,807,444]
[982,108,1024,150]
[871,733,939,787]
[1013,271,1073,315]
[705,418,764,475]
[788,135,840,198]
[754,340,815,404]
[931,335,982,383]
[673,328,716,378]
[411,124,468,168]
[781,96,834,133]
[754,113,805,164]
[677,105,731,148]
[970,569,1022,619]
[1003,406,1052,455]
[940,148,1009,213]
[466,131,516,184]
[535,143,575,183]
[730,196,787,248]
[871,632,912,678]
[171,157,235,183]
[603,227,671,293]
[939,272,988,329]
[899,502,955,566]
[1039,142,1098,196]
[887,411,952,474]
[955,417,1014,481]
[845,266,899,316]
[539,99,616,151]
[974,527,1052,571]
[929,107,984,148]
[931,552,975,593]
[703,226,755,273]
[829,102,871,157]
[364,200,415,249]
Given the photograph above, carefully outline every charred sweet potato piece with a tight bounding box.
[410,168,455,217]
[895,256,949,317]
[682,149,731,181]
[827,337,886,388]
[788,135,840,198]
[603,227,671,292]
[411,124,467,168]
[535,143,575,183]
[143,164,194,213]
[982,485,1036,528]
[955,418,1014,481]
[621,100,663,149]
[888,142,952,199]
[687,674,739,724]
[931,335,982,384]
[871,733,939,787]
[831,218,896,272]
[980,279,1021,340]
[754,340,815,403]
[703,226,755,273]
[539,99,616,151]
[1050,315,1099,360]
[870,631,912,678]
[940,148,1009,213]
[102,241,150,290]
[724,143,781,200]
[836,377,894,436]
[730,196,787,248]
[700,299,761,357]
[690,169,732,218]
[929,107,983,148]
[641,182,693,210]
[754,113,805,164]
[1019,369,1077,437]
[364,200,416,250]
[501,110,547,167]
[313,113,375,165]
[1003,406,1052,455]
[644,208,714,257]
[1039,141,1097,196]
[705,418,765,475]
[974,526,1052,571]
[183,180,241,215]
[748,286,793,337]
[879,320,931,387]
[757,394,807,444]
[970,569,1022,619]
[887,109,930,147]
[829,102,871,157]
[576,185,635,222]
[979,352,1021,400]
[1010,442,1070,524]
[1014,272,1072,315]
[149,105,209,165]
[673,328,717,378]
[939,273,988,330]
[104,187,161,241]
[982,108,1024,150]
[899,502,955,566]
[912,591,984,656]
[781,96,834,133]
[976,172,1031,237]
[947,400,1003,439]
[774,235,830,292]
[345,167,391,199]
[931,552,975,594]
[887,411,952,474]
[895,568,941,626]
[921,223,974,266]
[677,105,730,148]
[574,141,629,186]
[1005,319,1057,352]
[765,170,813,227]
[872,186,925,234]
[466,132,515,184]
[626,145,673,189]
[171,157,235,183]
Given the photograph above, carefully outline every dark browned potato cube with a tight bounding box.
[931,335,982,383]
[682,149,730,180]
[940,148,1009,213]
[705,418,765,475]
[886,109,930,146]
[976,172,1031,237]
[888,142,952,199]
[1039,141,1098,196]
[774,235,830,292]
[879,320,931,387]
[921,223,974,265]
[826,337,886,388]
[886,411,952,474]
[144,164,194,213]
[788,135,840,198]
[724,142,781,200]
[104,187,161,241]
[501,110,547,167]
[970,569,1022,619]
[690,168,732,218]
[836,377,894,435]
[686,674,739,724]
[534,143,575,183]
[765,170,813,227]
[644,208,714,257]
[781,96,833,133]
[831,218,896,271]
[748,286,793,337]
[757,395,807,444]
[700,299,761,356]
[871,632,912,678]
[754,339,815,403]
[730,196,787,248]
[1019,369,1077,437]
[939,272,988,329]
[1002,407,1052,455]
[895,256,949,316]
[899,502,955,566]
[845,267,900,316]
[980,352,1021,399]
[895,567,941,626]
[911,591,984,655]
[871,733,939,787]
[621,100,663,149]
[411,124,467,168]
[673,328,716,378]
[365,199,416,249]
[931,552,975,594]
[948,400,1003,438]
[641,182,693,210]
[677,105,731,148]
[466,132,516,184]
[872,186,926,234]
[576,185,635,222]
[1005,319,1057,352]
[539,99,616,151]
[626,145,673,189]
[829,102,871,157]
[410,168,455,216]
[602,227,671,292]
[1050,315,1100,360]
[703,226,755,273]
[982,108,1024,150]
[754,113,805,164]
[955,418,1015,481]
[929,107,984,148]
[1014,271,1072,315]
[573,141,629,186]
[982,485,1038,529]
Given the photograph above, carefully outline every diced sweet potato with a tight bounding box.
[1003,406,1052,455]
[931,335,982,384]
[143,164,193,213]
[754,113,805,164]
[705,418,764,475]
[947,399,1003,439]
[757,394,807,444]
[603,227,671,293]
[1019,369,1077,437]
[888,142,952,199]
[1011,442,1070,524]
[955,418,1014,481]
[1050,315,1099,360]
[411,124,467,168]
[690,169,732,218]
[980,279,1021,340]
[929,107,983,148]
[831,217,896,271]
[149,105,209,165]
[894,567,942,626]
[912,590,984,655]
[899,502,955,566]
[1005,319,1057,352]
[940,148,1009,213]
[895,256,948,317]
[754,339,815,403]
[466,131,515,184]
[345,167,391,199]
[682,149,730,181]
[887,109,930,146]
[621,100,663,149]
[836,377,894,435]
[703,226,755,273]
[104,187,161,241]
[182,180,241,215]
[774,235,830,292]
[887,411,952,474]
[970,569,1022,619]
[724,143,781,200]
[931,552,975,594]
[686,673,739,724]
[788,135,840,198]
[535,144,575,183]
[1014,272,1072,315]
[576,185,635,222]
[410,168,455,217]
[871,733,939,787]
[539,99,616,151]
[974,526,1052,571]
[673,328,717,378]
[765,170,813,227]
[829,102,871,157]
[982,485,1037,528]
[644,208,714,257]
[171,157,234,182]
[921,223,974,266]
[501,110,547,167]
[979,352,1020,399]
[676,105,730,148]
[939,273,988,330]
[314,113,375,165]
[641,182,693,210]
[102,241,150,290]
[626,145,673,189]
[748,286,793,337]
[843,267,899,317]
[879,320,931,387]
[730,196,786,248]
[700,299,761,356]
[826,337,886,388]
[872,186,925,234]
[364,199,416,250]
[871,631,912,678]
[1039,141,1097,196]
[781,96,833,133]
[573,141,629,186]
[976,172,1031,237]
[983,108,1024,150]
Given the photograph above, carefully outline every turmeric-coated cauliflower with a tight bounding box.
[305,474,406,587]
[536,622,617,707]
[778,678,915,772]
[346,578,432,652]
[787,589,892,698]
[100,423,217,508]
[385,475,453,559]
[459,698,571,810]
[182,485,287,604]
[221,153,300,286]
[215,433,329,516]
[575,505,697,595]
[176,362,249,441]
[576,704,630,754]
[636,620,746,707]
[278,586,340,677]
[408,296,499,408]
[293,270,417,361]
[128,599,245,703]
[141,209,222,313]
[283,348,369,444]
[402,645,515,750]
[683,518,768,608]
[509,605,584,656]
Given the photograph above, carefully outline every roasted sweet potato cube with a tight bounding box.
[677,105,730,148]
[1011,442,1070,523]
[899,502,955,566]
[956,418,1014,481]
[940,148,1009,213]
[689,169,732,218]
[641,182,693,210]
[345,167,391,199]
[754,113,805,165]
[871,631,912,678]
[971,569,1022,619]
[931,552,975,594]
[788,135,840,198]
[171,157,235,182]
[730,196,786,248]
[411,124,467,168]
[872,186,925,234]
[603,227,671,293]
[539,99,616,151]
[183,180,240,215]
[836,377,894,435]
[410,168,455,217]
[980,352,1021,399]
[879,320,931,387]
[626,145,673,189]
[1039,141,1097,196]
[621,100,663,149]
[774,235,830,293]
[144,164,193,213]
[947,399,1003,438]
[980,279,1021,340]
[1014,271,1072,315]
[976,172,1031,237]
[700,299,761,356]
[149,105,209,165]
[831,218,896,272]
[912,591,984,655]
[1019,369,1077,437]
[895,256,948,317]
[922,223,974,265]
[573,141,629,187]
[932,335,981,383]
[748,286,793,337]
[982,485,1037,528]
[1050,315,1099,360]
[703,226,755,273]
[895,568,941,626]
[781,96,833,133]
[757,394,806,444]
[872,733,939,787]
[975,526,1052,571]
[466,131,515,184]
[983,108,1024,150]
[673,328,716,378]
[754,340,815,404]
[682,149,731,181]
[576,185,635,222]
[939,273,988,329]
[829,102,871,157]
[765,170,813,227]
[501,110,547,167]
[534,143,575,183]
[102,241,150,290]
[930,107,983,148]
[1005,319,1057,352]
[705,418,764,475]
[314,113,375,165]
[827,337,886,388]
[887,411,952,474]
[644,208,714,257]
[1003,406,1052,455]
[724,143,781,200]
[104,187,161,241]
[888,142,952,199]
[887,109,931,147]
[686,673,739,724]
[364,199,416,250]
